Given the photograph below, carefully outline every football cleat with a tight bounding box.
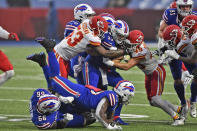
[26,52,46,67]
[179,101,189,121]
[114,117,129,125]
[171,118,184,126]
[35,37,56,52]
[190,102,196,118]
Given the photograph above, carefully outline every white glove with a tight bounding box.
[59,96,74,104]
[165,50,180,60]
[103,58,114,66]
[106,123,122,130]
[73,64,82,77]
[158,37,165,49]
[182,70,194,87]
[63,113,73,121]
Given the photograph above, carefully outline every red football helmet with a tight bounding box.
[181,15,197,37]
[169,1,177,8]
[89,16,108,39]
[163,25,182,47]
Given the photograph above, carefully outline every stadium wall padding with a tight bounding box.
[0,8,164,41]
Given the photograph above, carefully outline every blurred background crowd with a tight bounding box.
[0,0,196,42]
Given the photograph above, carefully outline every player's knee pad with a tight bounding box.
[174,79,183,85]
[150,96,161,107]
[6,70,14,79]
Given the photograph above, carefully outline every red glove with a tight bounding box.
[9,32,19,41]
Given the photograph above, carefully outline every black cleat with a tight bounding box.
[35,37,56,52]
[26,52,46,67]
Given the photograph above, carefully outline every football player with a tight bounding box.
[29,88,96,129]
[27,53,96,129]
[103,30,185,126]
[164,17,197,118]
[82,14,130,125]
[36,16,131,79]
[64,4,95,84]
[157,0,197,114]
[0,26,19,86]
[28,41,135,130]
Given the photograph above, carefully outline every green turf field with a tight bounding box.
[0,46,197,131]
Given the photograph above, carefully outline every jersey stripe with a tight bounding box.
[36,122,51,129]
[53,76,80,97]
[89,41,101,46]
[177,43,187,53]
[192,39,197,45]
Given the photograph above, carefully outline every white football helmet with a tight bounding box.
[74,4,96,22]
[37,94,61,114]
[114,81,135,105]
[112,20,129,44]
[99,13,115,33]
[176,0,193,17]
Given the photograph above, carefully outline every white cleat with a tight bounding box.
[179,102,189,120]
[171,118,184,126]
[190,102,196,118]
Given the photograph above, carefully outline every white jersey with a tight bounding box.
[0,26,9,39]
[54,19,101,61]
[131,43,158,75]
[176,37,194,57]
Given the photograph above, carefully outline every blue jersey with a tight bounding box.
[51,76,119,112]
[29,88,64,129]
[85,32,116,67]
[163,8,197,26]
[64,19,81,37]
[82,32,123,88]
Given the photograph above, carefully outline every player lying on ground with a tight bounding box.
[28,38,135,130]
[103,30,186,126]
[29,88,96,129]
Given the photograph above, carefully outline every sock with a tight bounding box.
[174,83,186,105]
[0,70,14,86]
[190,82,197,102]
[164,100,180,113]
[48,51,60,77]
[151,96,177,118]
[114,104,123,117]
[42,65,52,88]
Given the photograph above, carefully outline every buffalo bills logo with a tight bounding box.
[115,22,122,29]
[43,102,56,109]
[75,6,87,13]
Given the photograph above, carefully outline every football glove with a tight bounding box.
[59,96,74,104]
[9,32,19,41]
[107,122,122,130]
[165,50,180,60]
[182,70,193,87]
[103,58,114,66]
[63,113,73,121]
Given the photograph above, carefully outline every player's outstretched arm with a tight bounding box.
[88,44,129,59]
[0,26,19,41]
[95,98,122,130]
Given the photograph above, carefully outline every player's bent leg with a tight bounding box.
[81,112,96,126]
[0,70,14,86]
[65,114,92,128]
[150,96,184,126]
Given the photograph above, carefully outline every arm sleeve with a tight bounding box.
[0,26,9,39]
